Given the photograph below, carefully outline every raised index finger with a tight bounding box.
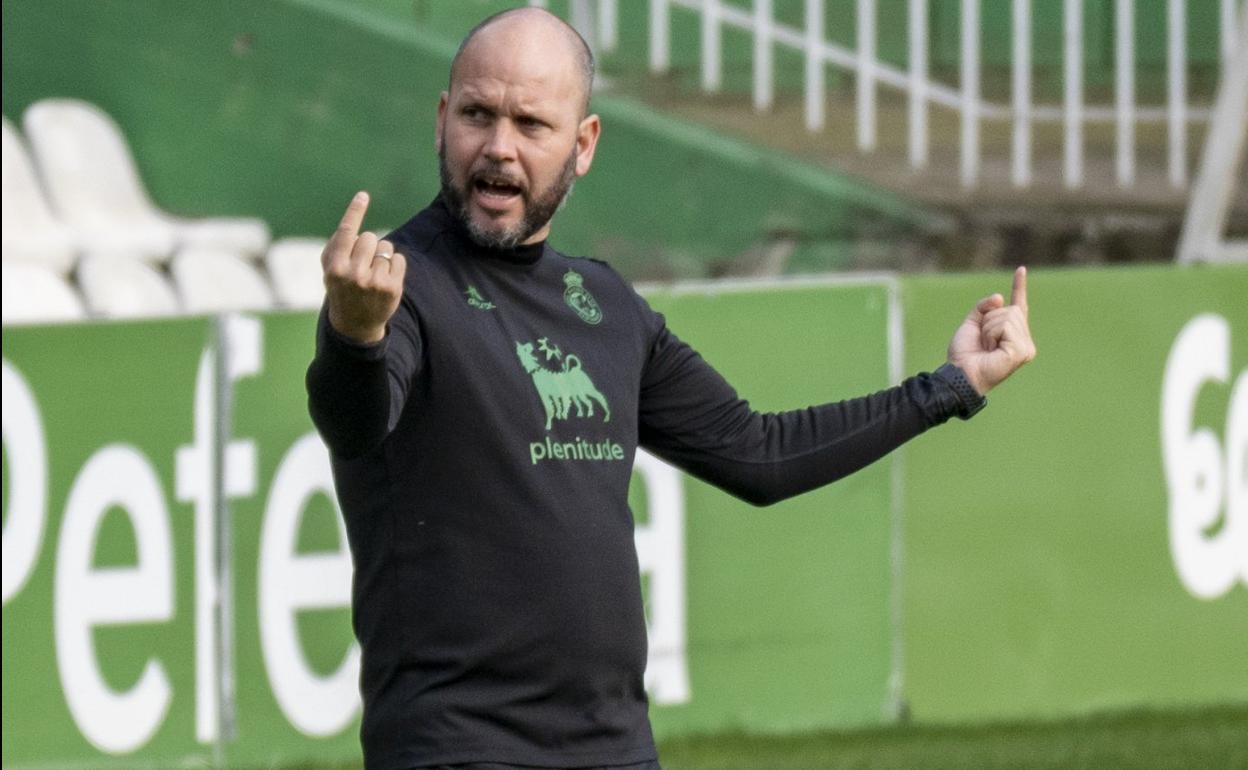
[1010,265,1028,313]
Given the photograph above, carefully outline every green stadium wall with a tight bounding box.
[900,264,1248,724]
[4,264,1246,768]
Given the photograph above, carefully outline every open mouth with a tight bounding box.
[473,175,524,207]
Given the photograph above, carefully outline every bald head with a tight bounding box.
[450,7,595,116]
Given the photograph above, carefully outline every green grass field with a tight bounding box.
[290,704,1248,770]
[656,705,1248,769]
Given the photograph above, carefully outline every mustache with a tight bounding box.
[470,163,526,192]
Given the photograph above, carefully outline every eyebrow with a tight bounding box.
[456,88,560,122]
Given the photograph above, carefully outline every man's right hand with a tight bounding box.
[322,191,407,344]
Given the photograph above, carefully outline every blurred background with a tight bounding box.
[2,1,1245,768]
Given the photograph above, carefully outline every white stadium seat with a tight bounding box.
[171,247,275,313]
[265,237,327,309]
[2,116,78,274]
[22,98,271,264]
[77,254,180,318]
[2,261,86,324]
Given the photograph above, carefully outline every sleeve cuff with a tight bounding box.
[318,309,389,363]
[932,363,987,420]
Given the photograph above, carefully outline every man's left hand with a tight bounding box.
[946,266,1037,396]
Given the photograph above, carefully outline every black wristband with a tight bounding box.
[933,363,987,420]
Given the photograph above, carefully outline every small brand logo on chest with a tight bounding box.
[465,286,496,311]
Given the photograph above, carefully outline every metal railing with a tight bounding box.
[536,0,1243,194]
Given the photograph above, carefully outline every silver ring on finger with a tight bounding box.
[374,252,393,262]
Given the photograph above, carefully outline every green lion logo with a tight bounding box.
[515,339,611,430]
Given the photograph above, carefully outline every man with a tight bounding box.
[306,7,1035,770]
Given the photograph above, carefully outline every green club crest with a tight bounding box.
[563,270,603,325]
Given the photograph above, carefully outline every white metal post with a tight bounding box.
[598,0,618,53]
[1168,0,1188,188]
[1012,0,1032,186]
[1063,0,1083,188]
[754,0,775,111]
[1220,0,1237,61]
[908,0,929,169]
[858,0,878,152]
[1178,7,1248,263]
[570,0,596,51]
[961,0,980,187]
[805,0,826,132]
[1115,0,1135,186]
[702,0,723,92]
[650,0,671,74]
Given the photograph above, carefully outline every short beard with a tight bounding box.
[439,141,577,250]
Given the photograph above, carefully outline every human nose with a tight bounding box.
[482,120,518,163]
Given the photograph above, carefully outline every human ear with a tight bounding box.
[435,92,448,150]
[573,114,601,177]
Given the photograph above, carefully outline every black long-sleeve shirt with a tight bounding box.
[306,198,977,769]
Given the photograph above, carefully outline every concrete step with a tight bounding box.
[598,70,1247,271]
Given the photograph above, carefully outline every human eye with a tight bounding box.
[516,114,548,133]
[461,104,491,123]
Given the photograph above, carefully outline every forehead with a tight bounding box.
[450,20,582,110]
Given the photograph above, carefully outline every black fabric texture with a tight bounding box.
[305,197,970,768]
